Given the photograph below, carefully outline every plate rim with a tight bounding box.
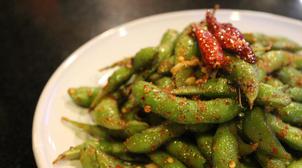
[32,9,302,168]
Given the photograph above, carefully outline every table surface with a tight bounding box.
[1,0,302,167]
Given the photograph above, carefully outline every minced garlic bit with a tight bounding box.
[229,160,236,168]
[144,105,152,113]
[166,156,174,163]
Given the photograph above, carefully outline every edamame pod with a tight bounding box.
[243,107,291,160]
[80,144,99,168]
[257,50,292,74]
[265,77,285,88]
[224,55,259,108]
[196,133,213,162]
[96,149,133,168]
[267,113,302,151]
[256,83,291,108]
[277,102,302,126]
[124,122,185,153]
[132,81,241,124]
[174,26,199,87]
[172,78,237,98]
[91,67,134,108]
[149,151,187,168]
[166,140,206,168]
[68,87,100,108]
[158,29,179,61]
[255,151,288,168]
[288,87,302,102]
[157,56,175,75]
[212,124,239,168]
[288,159,302,168]
[271,37,302,52]
[155,77,175,90]
[133,47,158,71]
[277,67,302,87]
[92,97,126,130]
[62,117,110,140]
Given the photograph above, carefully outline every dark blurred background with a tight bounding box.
[1,0,301,167]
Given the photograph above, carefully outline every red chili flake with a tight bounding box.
[206,10,256,64]
[192,23,227,69]
[272,146,278,154]
[116,165,122,168]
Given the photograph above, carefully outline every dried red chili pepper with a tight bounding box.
[192,23,227,69]
[206,10,256,64]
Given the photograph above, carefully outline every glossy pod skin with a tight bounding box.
[288,87,302,102]
[63,117,149,139]
[174,26,199,87]
[157,56,175,75]
[267,113,302,151]
[265,77,284,88]
[132,81,241,124]
[223,55,259,108]
[80,144,99,168]
[288,159,302,168]
[212,123,239,168]
[277,67,302,87]
[277,102,302,126]
[149,151,186,168]
[255,151,288,168]
[154,77,175,90]
[91,67,134,108]
[243,107,291,160]
[166,139,206,168]
[124,122,185,153]
[271,37,302,52]
[91,97,126,130]
[196,133,213,162]
[133,47,158,71]
[158,29,179,61]
[256,83,291,108]
[256,50,292,74]
[171,78,237,98]
[68,87,100,108]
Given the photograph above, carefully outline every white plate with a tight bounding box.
[32,9,302,168]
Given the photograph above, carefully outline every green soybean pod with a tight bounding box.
[224,55,259,108]
[154,77,175,90]
[174,26,199,87]
[243,107,291,160]
[288,159,302,168]
[133,47,158,71]
[271,37,302,52]
[256,50,292,74]
[212,124,239,168]
[267,113,302,151]
[96,149,133,168]
[53,142,87,163]
[171,78,237,98]
[288,87,302,102]
[277,102,302,126]
[80,144,99,168]
[132,81,241,124]
[277,67,302,87]
[91,67,134,108]
[255,151,287,168]
[91,97,126,130]
[265,77,285,88]
[68,87,100,108]
[149,151,187,168]
[61,117,111,140]
[196,133,213,162]
[121,95,138,114]
[291,54,302,70]
[124,122,185,153]
[166,140,206,168]
[158,29,179,61]
[256,83,291,108]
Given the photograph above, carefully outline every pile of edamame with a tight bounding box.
[54,24,302,168]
